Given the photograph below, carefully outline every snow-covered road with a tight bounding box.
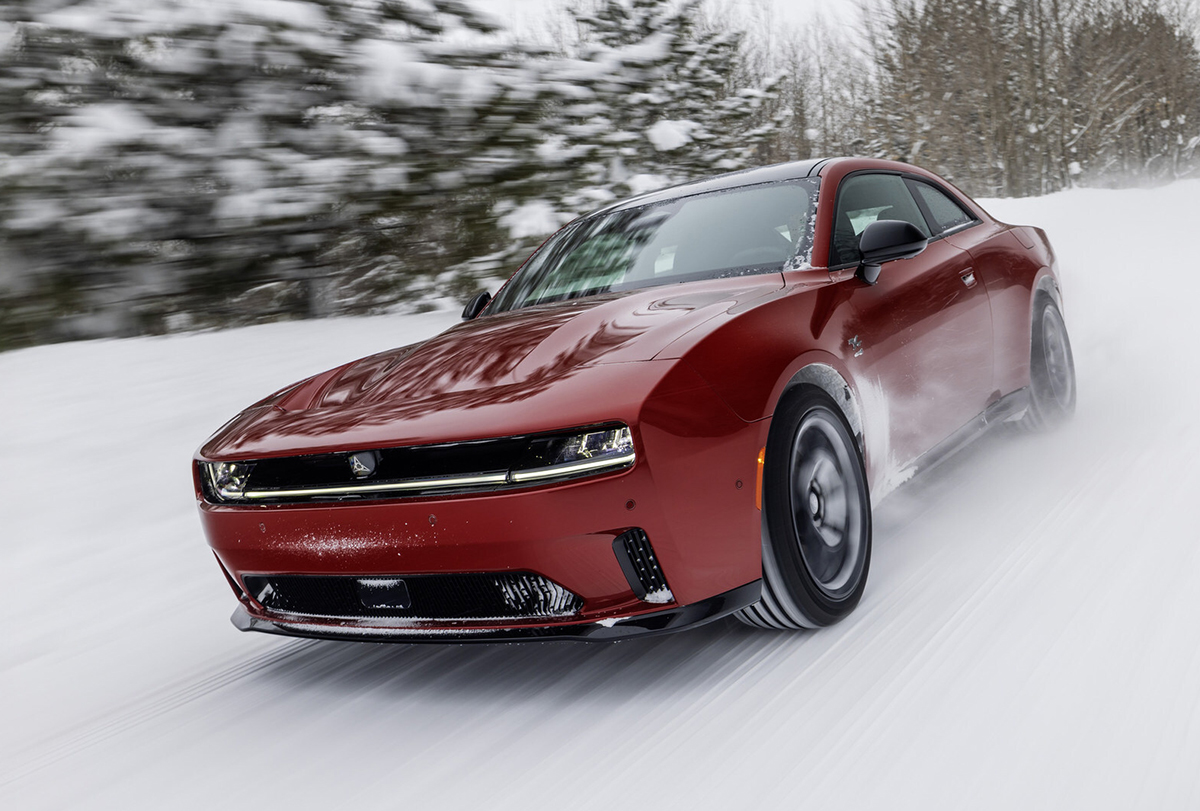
[3,182,1199,809]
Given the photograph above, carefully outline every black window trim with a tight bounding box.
[825,169,981,270]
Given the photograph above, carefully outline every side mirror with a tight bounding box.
[857,219,929,285]
[461,290,491,320]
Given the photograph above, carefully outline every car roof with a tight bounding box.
[593,158,831,215]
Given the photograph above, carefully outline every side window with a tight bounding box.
[911,181,974,234]
[829,174,930,267]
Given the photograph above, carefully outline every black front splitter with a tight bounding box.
[231,580,762,644]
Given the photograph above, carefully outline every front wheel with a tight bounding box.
[736,386,872,630]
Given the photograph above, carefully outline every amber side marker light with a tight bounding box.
[755,447,765,510]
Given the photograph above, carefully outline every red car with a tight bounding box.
[194,157,1075,641]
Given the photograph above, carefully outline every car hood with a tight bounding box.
[200,276,780,459]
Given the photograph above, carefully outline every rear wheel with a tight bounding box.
[736,386,872,630]
[1024,296,1076,429]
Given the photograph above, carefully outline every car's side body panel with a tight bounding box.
[663,157,1020,496]
[835,237,994,469]
[947,223,1057,397]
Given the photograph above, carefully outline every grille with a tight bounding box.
[202,423,632,505]
[242,572,583,621]
[613,529,674,604]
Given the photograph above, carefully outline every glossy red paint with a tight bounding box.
[195,157,1061,641]
[199,358,763,612]
[674,158,1050,490]
[201,275,781,460]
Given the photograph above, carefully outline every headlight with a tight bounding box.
[205,461,255,502]
[510,426,636,483]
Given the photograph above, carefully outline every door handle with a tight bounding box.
[960,268,976,288]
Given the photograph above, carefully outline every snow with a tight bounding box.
[498,199,570,240]
[501,0,858,32]
[357,39,455,105]
[53,104,156,155]
[624,172,672,197]
[40,0,331,37]
[4,182,1200,808]
[642,587,675,605]
[0,21,16,53]
[647,119,697,151]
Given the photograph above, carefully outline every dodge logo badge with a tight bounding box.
[349,451,379,479]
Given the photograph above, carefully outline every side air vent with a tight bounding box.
[242,572,583,621]
[613,529,674,604]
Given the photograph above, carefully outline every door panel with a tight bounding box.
[840,237,995,474]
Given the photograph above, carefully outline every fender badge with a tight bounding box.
[849,335,864,358]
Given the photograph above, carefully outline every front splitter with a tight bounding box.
[231,580,762,643]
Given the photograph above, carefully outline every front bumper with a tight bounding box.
[197,360,770,641]
[231,580,761,643]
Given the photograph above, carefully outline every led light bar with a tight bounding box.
[508,451,637,483]
[239,471,510,500]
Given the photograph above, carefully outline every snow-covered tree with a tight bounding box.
[508,0,783,224]
[850,0,1200,197]
[8,0,1196,349]
[0,0,561,343]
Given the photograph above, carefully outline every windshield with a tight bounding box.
[489,179,820,313]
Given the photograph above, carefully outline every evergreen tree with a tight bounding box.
[0,0,559,343]
[535,0,781,215]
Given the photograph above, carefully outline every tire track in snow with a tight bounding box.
[789,439,1128,798]
[560,440,1048,803]
[0,638,321,788]
[615,425,1125,809]
[540,440,1071,810]
[765,410,1189,809]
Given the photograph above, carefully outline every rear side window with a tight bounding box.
[910,181,974,233]
[829,174,929,267]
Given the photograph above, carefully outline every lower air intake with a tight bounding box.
[242,572,582,621]
[613,529,674,604]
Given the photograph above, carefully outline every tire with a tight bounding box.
[1023,295,1076,430]
[736,386,872,629]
